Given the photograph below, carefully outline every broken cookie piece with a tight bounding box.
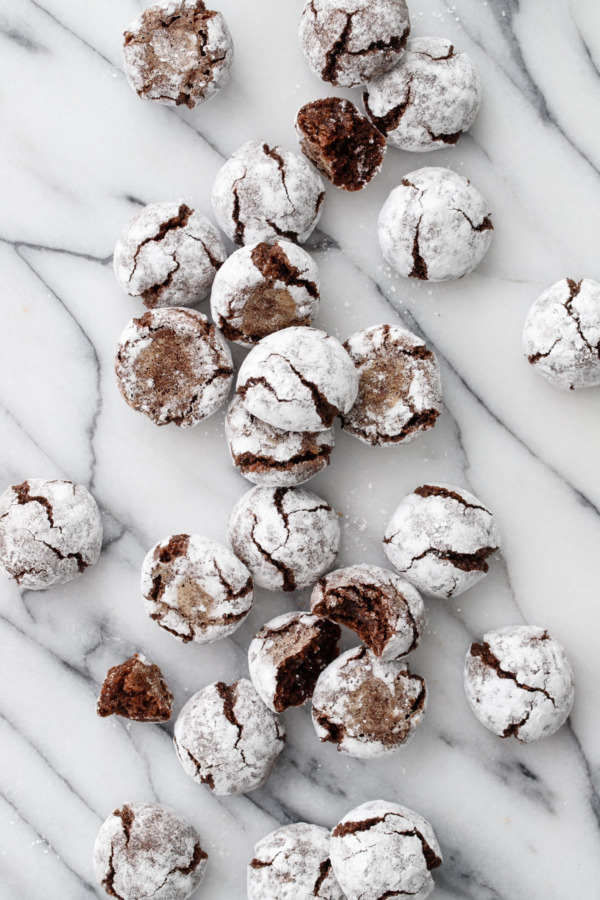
[464,625,575,742]
[97,653,173,722]
[93,802,208,900]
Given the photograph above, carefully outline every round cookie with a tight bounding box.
[248,611,341,712]
[248,823,345,900]
[227,486,340,592]
[93,802,207,900]
[330,799,442,900]
[364,37,481,152]
[464,625,575,742]
[383,483,501,599]
[141,534,253,644]
[299,0,411,88]
[341,324,442,445]
[211,140,325,245]
[311,646,427,758]
[0,479,102,590]
[115,308,233,428]
[237,327,359,433]
[174,678,286,795]
[113,201,226,309]
[123,0,233,109]
[225,396,335,487]
[210,240,320,345]
[378,167,493,281]
[523,277,600,390]
[311,564,426,660]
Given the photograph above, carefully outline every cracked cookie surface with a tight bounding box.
[299,0,410,88]
[211,240,320,345]
[364,36,481,152]
[378,166,493,281]
[113,201,226,309]
[115,307,233,428]
[0,478,102,590]
[211,140,325,245]
[383,483,501,599]
[341,324,442,445]
[227,485,340,591]
[311,646,427,758]
[248,822,345,900]
[141,534,253,644]
[330,799,442,900]
[174,678,286,795]
[97,653,173,722]
[93,801,207,900]
[523,277,600,390]
[464,625,575,742]
[123,0,233,108]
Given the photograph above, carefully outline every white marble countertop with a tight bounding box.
[1,0,600,897]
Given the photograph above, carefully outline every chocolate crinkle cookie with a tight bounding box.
[248,823,345,900]
[384,483,500,599]
[210,240,320,345]
[227,485,340,592]
[364,37,481,152]
[341,324,442,445]
[330,799,442,900]
[225,396,335,487]
[312,646,427,758]
[93,802,207,900]
[141,534,253,644]
[211,140,325,246]
[464,625,575,742]
[115,307,233,428]
[523,277,600,390]
[97,653,173,722]
[123,0,233,109]
[0,479,102,590]
[378,167,493,281]
[113,201,226,309]
[311,564,426,660]
[299,0,411,88]
[174,678,286,794]
[248,611,341,712]
[296,97,386,191]
[237,326,359,433]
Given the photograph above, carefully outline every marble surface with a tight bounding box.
[1,0,600,897]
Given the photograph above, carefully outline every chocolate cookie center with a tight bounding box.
[241,285,301,339]
[133,329,194,398]
[360,357,411,413]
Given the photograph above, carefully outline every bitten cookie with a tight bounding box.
[0,479,102,590]
[211,141,325,245]
[113,201,226,309]
[299,0,411,88]
[123,0,233,108]
[248,611,341,712]
[384,483,500,598]
[311,646,427,757]
[311,564,426,660]
[115,308,233,427]
[141,534,253,644]
[93,802,208,900]
[97,654,173,722]
[227,486,340,591]
[225,396,335,487]
[330,799,442,900]
[174,679,286,794]
[248,823,345,900]
[378,167,493,281]
[237,327,359,433]
[341,324,442,445]
[210,240,320,345]
[364,37,481,151]
[523,277,600,390]
[464,625,575,742]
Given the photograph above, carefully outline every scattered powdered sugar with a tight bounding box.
[0,479,103,590]
[464,625,575,742]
